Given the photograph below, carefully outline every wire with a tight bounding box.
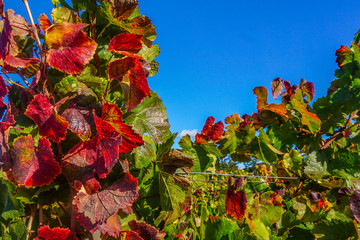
[175,171,298,180]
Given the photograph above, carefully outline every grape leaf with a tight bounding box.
[124,92,171,144]
[93,212,122,237]
[335,45,352,68]
[290,99,321,133]
[0,10,39,70]
[195,116,224,143]
[157,149,193,174]
[34,225,78,240]
[123,231,143,240]
[107,57,150,111]
[271,77,283,100]
[64,114,122,183]
[39,14,52,32]
[128,220,160,240]
[75,172,139,232]
[0,75,8,119]
[101,103,143,153]
[300,78,315,102]
[159,171,189,223]
[61,108,92,141]
[253,86,268,111]
[11,135,61,187]
[107,0,138,20]
[25,94,69,142]
[45,22,97,74]
[225,177,247,220]
[0,171,25,220]
[109,33,143,56]
[51,6,81,24]
[350,190,360,223]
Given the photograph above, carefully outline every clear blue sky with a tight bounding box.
[6,1,360,140]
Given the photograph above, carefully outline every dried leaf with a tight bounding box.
[158,149,193,174]
[107,0,138,20]
[271,77,283,100]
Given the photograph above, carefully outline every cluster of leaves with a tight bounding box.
[1,0,360,239]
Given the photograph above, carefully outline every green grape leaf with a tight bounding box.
[124,92,171,144]
[290,99,321,133]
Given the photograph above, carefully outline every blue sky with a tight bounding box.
[5,1,360,140]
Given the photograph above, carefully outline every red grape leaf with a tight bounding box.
[194,133,207,144]
[45,23,97,74]
[93,115,122,176]
[253,86,268,111]
[61,108,92,141]
[4,55,40,69]
[195,116,224,143]
[225,177,247,220]
[335,45,352,68]
[0,112,14,131]
[123,231,143,240]
[0,75,7,119]
[0,75,7,98]
[75,172,139,232]
[93,212,122,237]
[107,0,138,20]
[63,114,122,192]
[128,220,160,240]
[25,94,69,142]
[282,80,298,100]
[271,77,283,100]
[0,127,11,173]
[107,57,150,111]
[300,78,315,102]
[62,141,101,194]
[39,14,52,33]
[350,190,360,223]
[11,135,61,187]
[34,225,78,240]
[109,33,143,57]
[101,103,143,153]
[0,0,4,17]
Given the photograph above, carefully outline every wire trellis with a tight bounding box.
[175,171,298,180]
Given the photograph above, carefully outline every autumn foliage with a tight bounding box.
[0,0,360,239]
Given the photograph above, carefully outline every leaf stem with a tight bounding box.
[70,188,77,233]
[17,70,30,87]
[354,220,360,240]
[39,205,44,225]
[56,201,70,218]
[26,205,36,240]
[97,22,111,39]
[22,0,43,53]
[50,206,63,227]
